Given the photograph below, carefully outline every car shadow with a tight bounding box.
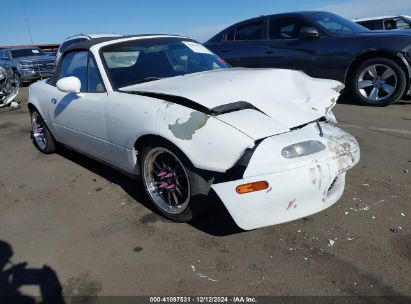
[0,240,65,304]
[57,147,243,237]
[54,93,80,118]
[337,92,363,105]
[188,191,243,236]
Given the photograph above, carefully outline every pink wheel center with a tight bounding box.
[33,126,44,137]
[157,171,176,190]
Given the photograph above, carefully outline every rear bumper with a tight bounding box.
[211,122,360,230]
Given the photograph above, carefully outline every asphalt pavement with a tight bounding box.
[0,87,410,300]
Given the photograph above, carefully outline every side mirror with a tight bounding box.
[300,27,320,38]
[56,76,81,93]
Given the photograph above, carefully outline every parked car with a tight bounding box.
[354,16,411,31]
[0,47,55,85]
[205,11,411,106]
[45,51,57,58]
[55,33,122,64]
[28,35,359,230]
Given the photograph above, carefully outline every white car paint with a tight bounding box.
[102,91,255,173]
[56,76,81,93]
[28,35,360,230]
[213,122,359,230]
[121,68,343,135]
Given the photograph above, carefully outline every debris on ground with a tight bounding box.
[345,205,370,215]
[0,100,20,112]
[328,239,335,247]
[190,265,218,283]
[10,101,20,109]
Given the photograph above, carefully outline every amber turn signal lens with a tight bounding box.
[236,181,269,194]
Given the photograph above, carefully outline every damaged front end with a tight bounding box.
[211,121,360,230]
[120,68,345,143]
[120,68,359,229]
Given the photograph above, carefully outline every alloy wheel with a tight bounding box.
[357,64,397,103]
[143,147,190,214]
[31,112,47,150]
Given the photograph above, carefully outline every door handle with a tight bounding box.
[220,49,228,53]
[50,98,57,104]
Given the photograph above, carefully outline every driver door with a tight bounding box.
[263,16,316,72]
[48,51,112,162]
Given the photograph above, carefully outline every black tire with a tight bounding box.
[30,110,56,154]
[140,141,211,222]
[350,57,407,106]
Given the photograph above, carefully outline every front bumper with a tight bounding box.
[211,122,360,230]
[19,69,54,82]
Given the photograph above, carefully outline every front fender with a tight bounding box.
[28,80,51,122]
[107,92,255,173]
[135,105,256,173]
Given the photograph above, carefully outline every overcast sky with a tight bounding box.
[1,0,411,45]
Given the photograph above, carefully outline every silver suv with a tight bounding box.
[0,47,55,85]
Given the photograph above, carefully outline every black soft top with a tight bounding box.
[64,34,186,53]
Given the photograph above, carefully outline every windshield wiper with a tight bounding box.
[124,77,162,86]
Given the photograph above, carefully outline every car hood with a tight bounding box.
[120,68,342,139]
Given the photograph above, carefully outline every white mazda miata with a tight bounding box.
[28,35,360,230]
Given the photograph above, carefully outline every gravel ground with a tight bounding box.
[0,87,410,300]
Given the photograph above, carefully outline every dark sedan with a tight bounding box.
[205,11,411,106]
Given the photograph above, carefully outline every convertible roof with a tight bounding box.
[64,34,187,53]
